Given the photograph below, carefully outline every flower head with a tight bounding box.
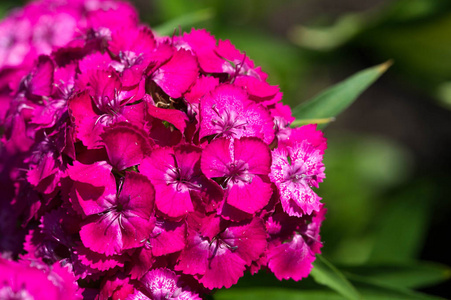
[0,0,327,297]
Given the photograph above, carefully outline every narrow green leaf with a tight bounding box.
[340,261,451,289]
[310,256,361,300]
[214,288,345,300]
[153,8,214,36]
[291,61,391,128]
[290,117,336,127]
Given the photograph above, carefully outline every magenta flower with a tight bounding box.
[176,215,267,289]
[140,145,222,218]
[0,0,328,297]
[128,268,201,300]
[77,170,155,256]
[201,137,272,215]
[0,257,82,300]
[270,140,325,216]
[200,84,274,144]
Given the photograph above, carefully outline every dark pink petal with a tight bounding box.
[304,204,326,254]
[119,171,155,221]
[147,103,189,133]
[200,138,231,178]
[140,146,209,218]
[175,229,210,276]
[79,214,124,256]
[78,52,112,74]
[101,122,153,170]
[109,26,156,56]
[82,70,121,110]
[186,212,222,241]
[199,249,246,290]
[146,219,186,256]
[26,55,54,97]
[67,160,115,188]
[225,176,272,215]
[130,247,155,279]
[68,91,103,149]
[152,48,198,98]
[200,84,274,143]
[148,118,182,147]
[31,98,66,129]
[184,75,219,105]
[234,75,279,101]
[287,124,327,154]
[220,217,267,265]
[233,137,271,175]
[155,183,194,218]
[53,63,76,99]
[267,234,316,281]
[100,272,134,300]
[121,101,148,129]
[79,172,155,255]
[75,244,126,271]
[126,290,150,300]
[67,161,116,216]
[27,152,59,194]
[178,29,224,73]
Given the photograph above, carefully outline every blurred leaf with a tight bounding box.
[340,261,451,289]
[347,273,446,300]
[368,182,434,263]
[215,288,345,300]
[291,61,391,129]
[379,0,451,23]
[435,81,451,110]
[356,11,451,90]
[290,117,335,127]
[310,256,361,300]
[153,8,214,36]
[289,14,364,51]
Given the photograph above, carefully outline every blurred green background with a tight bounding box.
[2,0,451,298]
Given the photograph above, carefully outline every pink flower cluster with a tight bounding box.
[0,0,327,298]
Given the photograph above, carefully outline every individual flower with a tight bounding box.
[270,138,325,217]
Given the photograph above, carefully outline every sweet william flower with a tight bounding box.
[0,0,328,297]
[75,168,155,256]
[270,138,325,217]
[201,137,273,216]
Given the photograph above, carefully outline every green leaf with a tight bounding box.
[340,261,451,289]
[347,273,446,300]
[310,256,361,300]
[214,288,345,300]
[153,8,214,36]
[290,117,336,127]
[368,182,434,263]
[291,61,391,129]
